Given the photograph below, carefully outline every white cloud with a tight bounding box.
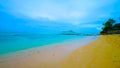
[0,0,118,25]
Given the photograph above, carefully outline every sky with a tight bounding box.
[0,0,120,34]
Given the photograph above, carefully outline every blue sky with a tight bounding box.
[0,0,120,34]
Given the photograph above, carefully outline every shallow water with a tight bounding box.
[0,34,86,55]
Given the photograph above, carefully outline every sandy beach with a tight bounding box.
[0,35,119,68]
[62,35,120,68]
[0,0,120,68]
[0,36,95,68]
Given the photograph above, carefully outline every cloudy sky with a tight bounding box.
[0,0,120,34]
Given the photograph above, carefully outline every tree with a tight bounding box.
[100,18,115,34]
[104,18,115,29]
[100,18,120,34]
[113,23,120,30]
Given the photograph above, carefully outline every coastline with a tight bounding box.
[62,35,120,68]
[0,35,86,55]
[0,36,96,68]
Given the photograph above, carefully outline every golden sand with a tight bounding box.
[62,35,120,68]
[0,35,119,68]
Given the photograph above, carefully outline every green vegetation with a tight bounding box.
[100,18,120,34]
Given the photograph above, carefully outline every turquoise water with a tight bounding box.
[0,34,86,55]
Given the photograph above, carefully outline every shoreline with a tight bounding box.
[62,35,120,68]
[0,36,96,68]
[0,36,96,57]
[0,36,87,56]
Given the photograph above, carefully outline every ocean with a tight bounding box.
[0,34,86,55]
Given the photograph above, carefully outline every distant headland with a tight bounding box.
[59,30,99,36]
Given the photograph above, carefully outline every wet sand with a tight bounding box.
[0,36,95,68]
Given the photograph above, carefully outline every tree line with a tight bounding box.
[100,18,120,34]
